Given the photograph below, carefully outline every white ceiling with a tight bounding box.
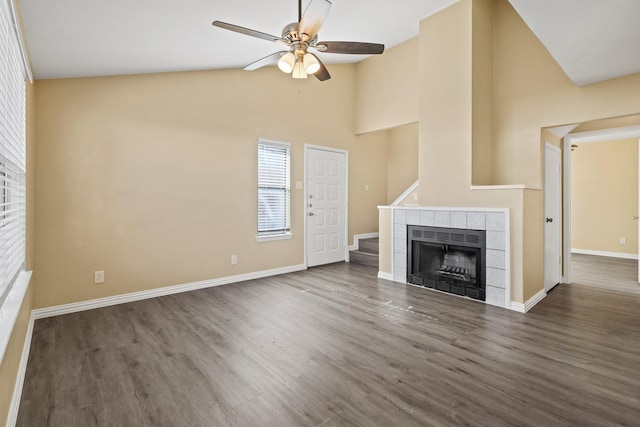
[508,0,640,86]
[18,0,640,85]
[18,0,457,80]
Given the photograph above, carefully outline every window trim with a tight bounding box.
[257,138,292,242]
[256,232,293,243]
[0,166,6,226]
[0,0,30,365]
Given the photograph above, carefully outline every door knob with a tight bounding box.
[546,217,553,223]
[309,212,314,216]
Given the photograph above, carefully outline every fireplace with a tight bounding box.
[384,207,507,308]
[407,225,486,301]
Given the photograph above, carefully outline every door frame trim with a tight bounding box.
[304,144,349,267]
[563,125,640,284]
[544,142,562,291]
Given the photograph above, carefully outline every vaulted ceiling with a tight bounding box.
[18,0,640,86]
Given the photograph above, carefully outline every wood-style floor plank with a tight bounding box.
[17,262,640,426]
[571,253,640,294]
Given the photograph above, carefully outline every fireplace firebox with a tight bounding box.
[407,225,486,301]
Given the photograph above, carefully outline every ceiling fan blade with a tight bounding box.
[212,21,283,43]
[311,54,331,81]
[315,41,385,55]
[244,51,288,71]
[298,0,332,42]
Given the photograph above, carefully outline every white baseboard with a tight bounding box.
[348,232,379,251]
[33,263,307,319]
[509,289,546,313]
[7,312,35,427]
[571,248,638,260]
[377,271,393,281]
[12,264,308,424]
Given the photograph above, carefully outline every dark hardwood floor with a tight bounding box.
[17,262,640,426]
[571,252,640,294]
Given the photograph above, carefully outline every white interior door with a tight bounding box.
[306,146,347,267]
[544,143,562,292]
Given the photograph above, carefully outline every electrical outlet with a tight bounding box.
[94,271,105,284]
[365,184,369,191]
[620,237,627,244]
[231,255,238,265]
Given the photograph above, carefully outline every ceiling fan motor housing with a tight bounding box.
[282,22,318,46]
[282,22,299,42]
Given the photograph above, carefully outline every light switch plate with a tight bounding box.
[94,271,104,284]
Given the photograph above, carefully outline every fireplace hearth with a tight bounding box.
[407,225,486,301]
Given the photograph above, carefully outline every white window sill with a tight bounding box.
[256,232,293,242]
[0,270,32,363]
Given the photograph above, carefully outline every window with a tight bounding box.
[0,0,27,310]
[257,140,291,241]
[0,167,6,224]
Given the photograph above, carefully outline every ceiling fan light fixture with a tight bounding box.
[292,59,308,79]
[212,0,385,82]
[277,52,296,73]
[303,53,320,74]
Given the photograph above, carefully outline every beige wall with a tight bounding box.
[492,1,640,187]
[351,131,389,240]
[373,0,640,302]
[571,139,639,255]
[419,0,473,198]
[1,80,36,426]
[355,38,419,134]
[378,208,392,274]
[416,0,640,189]
[33,65,386,308]
[523,189,543,299]
[571,113,640,134]
[387,123,419,203]
[416,0,532,303]
[13,0,640,415]
[471,0,495,185]
[352,122,419,208]
[493,0,640,286]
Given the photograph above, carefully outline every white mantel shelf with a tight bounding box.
[379,205,510,211]
[471,184,542,191]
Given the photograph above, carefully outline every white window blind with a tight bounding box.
[258,140,291,239]
[0,0,27,309]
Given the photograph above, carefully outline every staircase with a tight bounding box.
[349,237,379,268]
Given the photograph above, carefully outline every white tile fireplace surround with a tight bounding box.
[387,207,510,309]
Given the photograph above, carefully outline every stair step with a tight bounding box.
[357,237,379,255]
[349,250,379,268]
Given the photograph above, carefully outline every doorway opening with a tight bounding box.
[564,124,640,294]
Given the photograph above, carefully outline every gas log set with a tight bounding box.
[407,225,486,301]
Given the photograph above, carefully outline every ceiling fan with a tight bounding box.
[212,0,385,81]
